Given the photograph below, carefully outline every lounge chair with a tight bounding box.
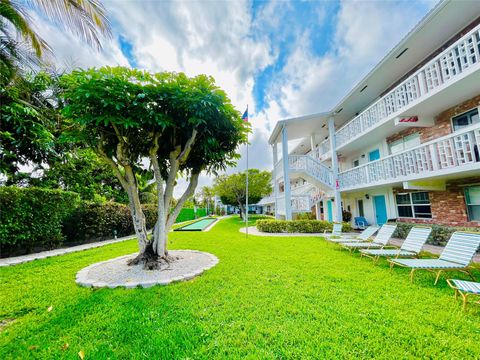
[446,279,480,310]
[323,223,343,238]
[341,224,397,252]
[360,226,432,263]
[354,216,370,230]
[388,231,480,285]
[326,225,379,243]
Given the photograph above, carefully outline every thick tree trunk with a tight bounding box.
[238,203,245,220]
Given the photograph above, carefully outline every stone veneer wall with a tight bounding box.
[386,94,480,145]
[393,177,480,227]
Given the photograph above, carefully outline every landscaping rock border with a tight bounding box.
[76,250,219,288]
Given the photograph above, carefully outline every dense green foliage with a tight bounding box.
[63,203,156,243]
[0,187,207,255]
[0,187,80,252]
[60,67,246,177]
[29,149,129,203]
[0,216,479,358]
[0,72,59,177]
[256,219,353,233]
[391,221,480,246]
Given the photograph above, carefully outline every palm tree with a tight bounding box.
[1,0,111,83]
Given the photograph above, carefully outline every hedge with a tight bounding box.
[0,186,207,256]
[390,221,480,246]
[0,187,80,254]
[256,219,353,233]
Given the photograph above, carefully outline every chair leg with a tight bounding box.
[461,293,469,311]
[410,269,416,283]
[374,255,380,264]
[389,261,395,270]
[466,269,477,282]
[434,270,443,285]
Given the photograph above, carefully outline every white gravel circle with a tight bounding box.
[76,250,218,288]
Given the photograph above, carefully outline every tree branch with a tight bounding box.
[96,141,128,190]
[166,172,200,229]
[163,149,180,214]
[177,129,198,163]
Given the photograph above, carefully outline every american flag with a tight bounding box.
[242,107,248,123]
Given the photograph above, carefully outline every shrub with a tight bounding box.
[390,221,479,246]
[0,186,205,256]
[295,212,315,220]
[0,187,80,254]
[256,219,352,233]
[63,202,157,242]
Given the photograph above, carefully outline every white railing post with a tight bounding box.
[281,125,292,220]
[429,143,439,171]
[328,116,342,222]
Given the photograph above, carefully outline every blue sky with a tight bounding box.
[31,0,437,194]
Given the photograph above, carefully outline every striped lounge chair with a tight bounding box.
[389,232,480,285]
[324,223,343,238]
[327,226,379,243]
[360,226,432,263]
[446,279,480,310]
[341,224,397,252]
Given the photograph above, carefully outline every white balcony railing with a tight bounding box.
[339,124,480,190]
[276,194,312,214]
[335,23,480,149]
[289,155,334,189]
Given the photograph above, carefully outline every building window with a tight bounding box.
[452,108,479,131]
[353,159,360,167]
[389,133,420,155]
[396,192,432,219]
[465,186,480,221]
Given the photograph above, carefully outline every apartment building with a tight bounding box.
[267,0,480,228]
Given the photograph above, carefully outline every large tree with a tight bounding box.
[60,66,247,269]
[214,169,271,219]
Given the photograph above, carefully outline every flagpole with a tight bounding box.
[245,105,249,238]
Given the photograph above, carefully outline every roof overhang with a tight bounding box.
[268,112,331,144]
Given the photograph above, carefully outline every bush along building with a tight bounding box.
[266,0,480,229]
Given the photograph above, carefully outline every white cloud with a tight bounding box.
[29,11,129,70]
[27,0,436,199]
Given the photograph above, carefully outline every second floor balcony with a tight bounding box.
[312,23,480,159]
[338,123,480,191]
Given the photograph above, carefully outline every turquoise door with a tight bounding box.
[327,201,333,222]
[369,149,380,161]
[373,195,387,225]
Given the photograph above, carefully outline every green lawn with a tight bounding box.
[1,216,480,359]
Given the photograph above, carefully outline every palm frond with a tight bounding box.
[27,0,112,50]
[0,0,50,57]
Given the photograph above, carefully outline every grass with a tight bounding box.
[1,215,480,359]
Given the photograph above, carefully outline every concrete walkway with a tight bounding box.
[0,234,137,267]
[241,226,480,264]
[1,216,225,268]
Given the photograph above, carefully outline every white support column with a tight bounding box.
[310,134,316,158]
[315,200,321,220]
[272,143,280,219]
[281,125,292,220]
[328,116,342,222]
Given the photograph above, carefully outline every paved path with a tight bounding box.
[1,216,225,268]
[241,226,480,264]
[0,234,137,267]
